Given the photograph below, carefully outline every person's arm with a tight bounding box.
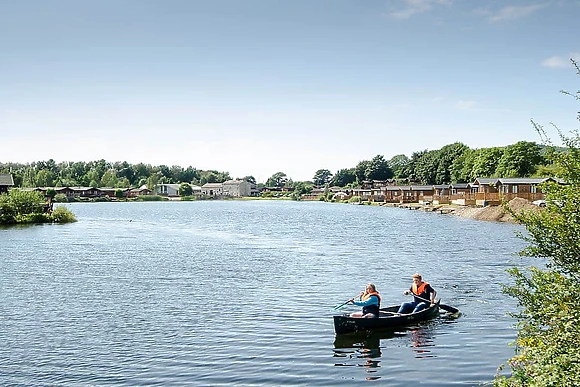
[430,286,437,304]
[348,291,365,304]
[351,295,378,307]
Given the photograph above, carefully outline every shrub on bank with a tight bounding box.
[136,195,166,201]
[494,60,580,386]
[0,190,77,225]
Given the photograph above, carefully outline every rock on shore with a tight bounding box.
[452,197,540,223]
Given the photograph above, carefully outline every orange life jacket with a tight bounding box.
[362,291,382,304]
[412,282,430,296]
[361,291,381,317]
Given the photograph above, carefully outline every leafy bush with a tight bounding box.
[50,206,77,223]
[495,60,580,386]
[53,193,69,202]
[136,195,165,201]
[348,196,361,203]
[0,190,77,225]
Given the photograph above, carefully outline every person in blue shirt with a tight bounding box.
[348,283,382,318]
[397,273,437,314]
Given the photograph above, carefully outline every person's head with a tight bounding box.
[366,283,376,293]
[412,273,422,284]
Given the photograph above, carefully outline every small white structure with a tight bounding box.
[201,183,223,196]
[156,183,181,197]
[222,180,252,197]
[191,185,202,195]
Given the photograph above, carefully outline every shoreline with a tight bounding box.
[381,197,539,223]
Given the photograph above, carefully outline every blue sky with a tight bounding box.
[1,0,579,182]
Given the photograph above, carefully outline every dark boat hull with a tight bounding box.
[333,301,440,334]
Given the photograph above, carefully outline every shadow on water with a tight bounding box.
[333,329,394,381]
[332,314,462,381]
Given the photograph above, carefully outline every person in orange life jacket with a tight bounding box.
[397,273,436,314]
[348,283,382,318]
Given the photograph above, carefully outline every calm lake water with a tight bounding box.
[0,200,528,386]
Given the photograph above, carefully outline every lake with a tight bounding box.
[0,200,527,386]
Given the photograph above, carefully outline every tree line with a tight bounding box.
[0,142,559,190]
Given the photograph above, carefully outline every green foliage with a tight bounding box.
[332,168,356,187]
[496,141,543,177]
[388,154,410,179]
[293,181,313,197]
[50,206,77,223]
[473,147,505,178]
[53,193,69,202]
[178,182,193,196]
[312,169,332,187]
[0,190,76,224]
[495,60,580,386]
[435,142,469,184]
[242,175,256,185]
[348,195,361,203]
[266,172,288,188]
[354,160,370,184]
[136,195,166,201]
[1,190,45,216]
[366,155,393,181]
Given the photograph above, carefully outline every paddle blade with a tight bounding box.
[440,304,460,314]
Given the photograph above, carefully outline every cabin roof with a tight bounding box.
[0,173,14,186]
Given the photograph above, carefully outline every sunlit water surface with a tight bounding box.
[0,201,528,386]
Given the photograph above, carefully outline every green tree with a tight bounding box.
[332,168,356,187]
[435,142,469,184]
[472,147,504,178]
[179,182,193,196]
[388,154,410,179]
[413,150,439,184]
[35,169,55,187]
[495,61,580,386]
[291,181,313,200]
[312,169,332,187]
[450,148,475,183]
[100,170,118,187]
[242,176,256,185]
[366,155,393,181]
[354,160,370,184]
[266,172,288,188]
[495,141,543,177]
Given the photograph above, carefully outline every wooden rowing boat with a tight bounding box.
[333,301,440,334]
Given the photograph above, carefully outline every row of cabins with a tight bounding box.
[0,174,563,205]
[157,180,259,197]
[304,177,563,206]
[1,179,258,199]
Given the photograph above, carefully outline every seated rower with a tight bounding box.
[397,273,437,314]
[349,283,382,318]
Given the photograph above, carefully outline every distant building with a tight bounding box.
[222,180,252,197]
[156,183,181,197]
[128,186,153,197]
[0,173,14,193]
[201,183,223,196]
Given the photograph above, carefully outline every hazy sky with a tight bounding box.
[1,0,579,182]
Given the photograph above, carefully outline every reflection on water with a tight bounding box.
[333,329,392,380]
[408,327,435,358]
[334,319,458,380]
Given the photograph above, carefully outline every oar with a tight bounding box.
[408,294,460,314]
[333,293,363,310]
[333,299,353,310]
